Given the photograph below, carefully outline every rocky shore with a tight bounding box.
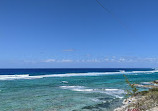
[114,80,158,111]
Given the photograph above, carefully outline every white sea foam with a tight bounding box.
[61,81,68,83]
[60,86,94,92]
[131,70,158,74]
[0,70,157,80]
[154,84,158,86]
[60,86,124,98]
[141,82,153,85]
[0,74,44,80]
[91,98,101,102]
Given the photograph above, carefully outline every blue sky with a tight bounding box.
[0,0,158,68]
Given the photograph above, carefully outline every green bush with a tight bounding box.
[149,88,158,92]
[123,75,138,97]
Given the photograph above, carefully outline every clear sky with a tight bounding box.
[0,0,158,68]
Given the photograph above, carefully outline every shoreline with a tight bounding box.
[114,80,158,111]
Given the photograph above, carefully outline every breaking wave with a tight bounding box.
[59,86,125,98]
[0,70,157,80]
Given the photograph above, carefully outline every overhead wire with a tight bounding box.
[96,0,129,31]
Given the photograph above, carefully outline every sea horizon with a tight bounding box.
[1,0,158,110]
[0,68,158,110]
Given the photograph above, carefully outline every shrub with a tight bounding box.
[123,75,138,97]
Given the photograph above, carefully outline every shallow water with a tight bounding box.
[0,68,157,111]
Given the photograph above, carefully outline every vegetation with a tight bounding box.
[121,75,158,111]
[127,88,158,111]
[123,74,138,97]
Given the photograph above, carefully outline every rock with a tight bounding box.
[114,95,148,111]
[133,84,158,88]
[148,106,158,111]
[153,80,158,84]
[114,97,138,111]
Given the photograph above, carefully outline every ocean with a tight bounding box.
[0,68,157,111]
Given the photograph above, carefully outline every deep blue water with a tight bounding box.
[0,68,157,111]
[0,68,153,75]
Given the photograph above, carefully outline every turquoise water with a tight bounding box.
[0,68,157,111]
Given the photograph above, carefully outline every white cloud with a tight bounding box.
[144,57,158,62]
[43,59,56,63]
[63,49,74,52]
[86,59,101,63]
[58,59,73,63]
[40,56,158,65]
[118,58,126,62]
[104,57,135,63]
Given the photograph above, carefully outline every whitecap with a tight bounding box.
[0,74,43,80]
[59,86,125,98]
[61,81,68,83]
[131,70,158,74]
[141,82,153,85]
[0,69,157,81]
[60,86,94,92]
